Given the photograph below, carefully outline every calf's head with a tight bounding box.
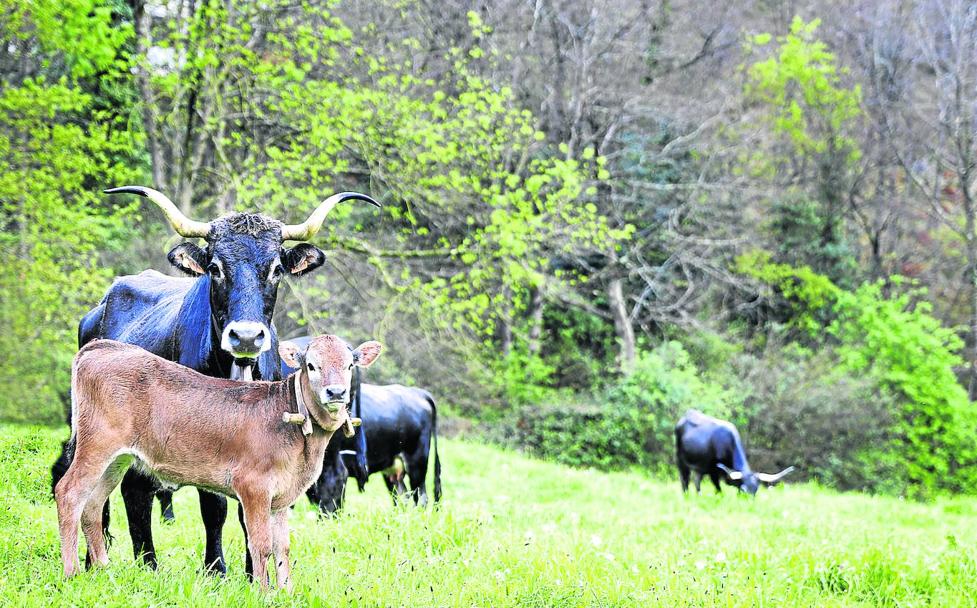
[717,464,796,496]
[280,335,382,418]
[106,187,379,379]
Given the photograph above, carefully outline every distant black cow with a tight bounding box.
[281,338,442,514]
[674,409,795,495]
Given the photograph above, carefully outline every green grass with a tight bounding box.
[2,423,977,607]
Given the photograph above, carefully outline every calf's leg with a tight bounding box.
[80,456,132,569]
[271,510,292,591]
[237,486,273,589]
[55,450,116,577]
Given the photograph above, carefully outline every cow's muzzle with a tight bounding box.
[221,321,271,359]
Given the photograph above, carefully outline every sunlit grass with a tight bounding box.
[2,423,977,606]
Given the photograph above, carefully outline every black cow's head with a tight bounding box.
[717,464,796,496]
[106,187,379,379]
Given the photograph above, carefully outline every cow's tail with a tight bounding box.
[352,366,369,491]
[423,390,442,503]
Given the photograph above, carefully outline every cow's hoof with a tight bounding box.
[204,560,227,577]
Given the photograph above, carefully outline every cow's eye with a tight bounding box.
[270,263,284,280]
[307,363,316,372]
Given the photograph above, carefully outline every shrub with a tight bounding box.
[737,252,977,496]
[488,341,734,472]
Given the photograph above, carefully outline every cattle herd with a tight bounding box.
[49,186,792,591]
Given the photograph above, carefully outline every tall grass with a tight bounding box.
[3,423,977,607]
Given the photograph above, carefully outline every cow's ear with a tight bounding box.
[282,244,325,277]
[352,341,382,368]
[279,340,306,368]
[167,242,207,276]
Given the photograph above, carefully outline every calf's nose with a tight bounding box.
[324,385,347,402]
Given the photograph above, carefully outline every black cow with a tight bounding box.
[674,409,795,495]
[50,186,378,574]
[281,338,442,514]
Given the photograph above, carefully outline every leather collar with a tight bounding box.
[292,374,316,436]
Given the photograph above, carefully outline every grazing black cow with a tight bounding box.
[674,409,795,496]
[50,186,379,574]
[280,338,442,514]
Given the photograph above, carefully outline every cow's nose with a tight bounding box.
[324,385,347,402]
[222,322,271,357]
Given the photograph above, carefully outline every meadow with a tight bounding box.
[1,424,975,607]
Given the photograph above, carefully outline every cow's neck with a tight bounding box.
[175,275,215,372]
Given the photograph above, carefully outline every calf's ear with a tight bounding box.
[352,341,382,368]
[282,244,326,276]
[168,242,207,276]
[279,340,306,368]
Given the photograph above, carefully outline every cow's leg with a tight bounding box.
[120,469,159,569]
[405,448,430,507]
[305,479,322,508]
[158,490,175,523]
[709,472,723,494]
[199,489,227,575]
[678,463,691,493]
[693,472,703,494]
[81,456,132,569]
[238,501,254,577]
[314,459,348,516]
[271,509,292,591]
[237,485,272,589]
[56,449,116,577]
[382,474,399,505]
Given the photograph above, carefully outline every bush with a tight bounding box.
[487,341,733,472]
[737,252,977,497]
[728,345,899,492]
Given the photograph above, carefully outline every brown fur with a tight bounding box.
[55,335,380,590]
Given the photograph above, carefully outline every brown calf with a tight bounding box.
[55,335,381,590]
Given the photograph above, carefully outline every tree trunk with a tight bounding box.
[132,0,166,191]
[527,287,544,356]
[608,277,635,373]
[967,236,977,401]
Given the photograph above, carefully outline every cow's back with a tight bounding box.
[356,384,432,471]
[81,270,197,358]
[676,410,738,472]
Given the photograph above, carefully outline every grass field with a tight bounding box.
[2,424,977,607]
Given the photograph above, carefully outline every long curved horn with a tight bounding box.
[280,192,381,241]
[715,463,743,481]
[756,466,796,486]
[105,187,211,238]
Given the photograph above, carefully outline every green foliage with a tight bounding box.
[746,17,862,163]
[737,252,977,496]
[767,195,858,286]
[0,4,142,424]
[141,1,629,380]
[494,341,733,472]
[744,17,863,285]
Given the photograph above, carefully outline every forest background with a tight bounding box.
[4,0,977,498]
